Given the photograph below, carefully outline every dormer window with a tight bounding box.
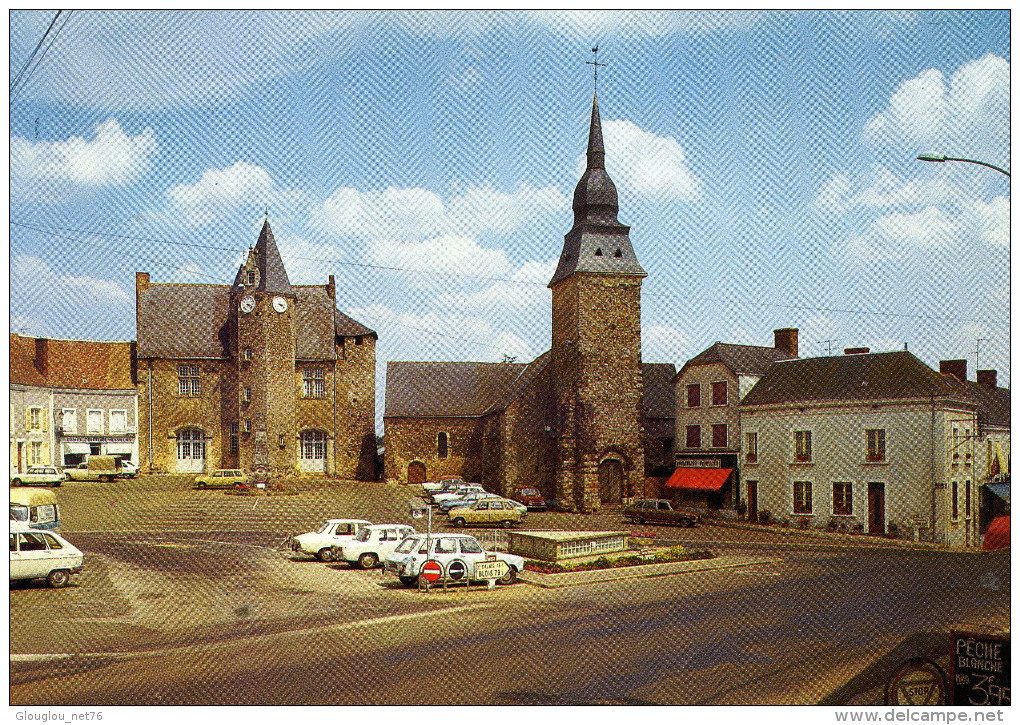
[246,271,256,285]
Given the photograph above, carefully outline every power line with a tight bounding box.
[10,10,61,95]
[11,10,72,102]
[11,218,1006,328]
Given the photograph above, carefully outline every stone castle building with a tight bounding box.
[385,94,676,511]
[135,221,377,478]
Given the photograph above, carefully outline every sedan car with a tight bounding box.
[193,469,248,489]
[431,485,486,506]
[383,533,524,587]
[437,490,503,513]
[291,519,372,562]
[335,524,416,569]
[513,487,548,511]
[10,522,83,588]
[10,466,65,488]
[624,498,699,527]
[447,498,526,529]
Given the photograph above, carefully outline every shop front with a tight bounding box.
[59,435,137,467]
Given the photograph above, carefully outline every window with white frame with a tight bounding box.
[301,430,327,460]
[86,409,104,434]
[109,410,127,434]
[866,429,886,462]
[793,481,812,514]
[832,482,853,516]
[178,365,201,396]
[28,441,43,466]
[27,407,43,431]
[303,367,325,398]
[794,430,812,462]
[60,408,77,434]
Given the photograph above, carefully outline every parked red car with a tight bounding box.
[513,487,548,511]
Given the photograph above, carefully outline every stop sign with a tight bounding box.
[421,560,442,583]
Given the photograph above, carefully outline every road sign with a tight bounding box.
[887,658,948,706]
[421,560,442,583]
[474,560,509,581]
[447,560,467,581]
[951,632,1011,706]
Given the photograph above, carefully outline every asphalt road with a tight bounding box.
[10,529,1009,706]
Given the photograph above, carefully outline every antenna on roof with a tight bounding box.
[974,338,990,373]
[819,339,839,356]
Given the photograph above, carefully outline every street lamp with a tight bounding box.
[916,153,1010,177]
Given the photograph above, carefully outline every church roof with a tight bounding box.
[679,342,796,378]
[740,351,972,407]
[549,93,646,287]
[384,361,529,418]
[642,362,677,419]
[254,220,293,296]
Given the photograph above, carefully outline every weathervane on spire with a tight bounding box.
[586,45,606,94]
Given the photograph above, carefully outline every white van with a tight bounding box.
[10,522,84,588]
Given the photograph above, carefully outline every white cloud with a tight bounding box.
[310,183,567,241]
[814,173,853,214]
[581,120,702,201]
[365,234,512,281]
[275,232,346,285]
[171,263,205,282]
[11,119,156,201]
[844,206,957,261]
[487,331,534,363]
[12,254,132,311]
[167,161,275,226]
[434,259,556,314]
[642,323,691,364]
[968,197,1010,248]
[863,54,1009,162]
[524,10,763,38]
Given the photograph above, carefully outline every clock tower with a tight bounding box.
[233,220,297,476]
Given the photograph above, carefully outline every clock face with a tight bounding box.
[272,296,288,313]
[240,295,256,314]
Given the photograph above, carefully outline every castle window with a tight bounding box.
[301,430,327,461]
[303,367,325,398]
[229,422,239,455]
[178,365,201,396]
[594,248,603,256]
[244,420,252,433]
[247,271,256,284]
[613,249,622,258]
[243,387,252,403]
[437,432,449,459]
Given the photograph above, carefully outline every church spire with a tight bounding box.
[586,94,606,170]
[253,219,293,295]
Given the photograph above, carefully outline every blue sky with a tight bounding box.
[9,10,1011,426]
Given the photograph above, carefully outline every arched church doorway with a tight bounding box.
[407,461,427,485]
[598,459,623,503]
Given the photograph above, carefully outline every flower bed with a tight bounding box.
[523,545,713,574]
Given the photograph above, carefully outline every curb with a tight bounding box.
[518,555,781,589]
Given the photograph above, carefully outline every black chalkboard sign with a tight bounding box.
[951,632,1011,706]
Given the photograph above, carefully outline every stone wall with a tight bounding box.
[384,416,486,484]
[333,335,377,480]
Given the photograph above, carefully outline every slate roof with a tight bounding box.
[254,220,293,296]
[947,377,1011,428]
[10,334,134,389]
[138,283,372,360]
[642,363,677,418]
[679,342,796,379]
[136,284,232,359]
[740,351,972,407]
[385,361,529,418]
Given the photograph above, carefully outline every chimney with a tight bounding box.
[327,274,336,301]
[136,271,150,292]
[977,369,998,389]
[844,347,870,355]
[939,359,967,383]
[774,328,799,358]
[33,337,48,377]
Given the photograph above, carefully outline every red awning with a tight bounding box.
[664,467,733,491]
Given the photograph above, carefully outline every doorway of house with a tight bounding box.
[598,459,623,503]
[746,480,758,523]
[868,482,885,534]
[407,461,426,485]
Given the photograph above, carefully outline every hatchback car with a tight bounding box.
[335,524,416,569]
[513,487,548,511]
[10,523,83,588]
[291,519,372,562]
[10,466,65,488]
[383,533,524,587]
[624,498,699,527]
[193,469,248,489]
[447,498,526,529]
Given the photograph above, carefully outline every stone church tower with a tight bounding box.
[232,220,298,474]
[549,93,647,512]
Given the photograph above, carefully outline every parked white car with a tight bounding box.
[9,466,65,487]
[291,519,371,562]
[10,523,83,588]
[431,485,486,506]
[383,533,524,587]
[335,524,416,569]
